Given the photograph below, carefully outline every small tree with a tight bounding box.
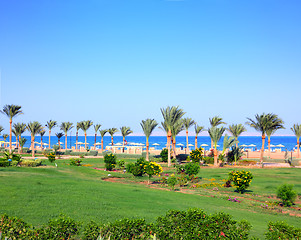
[277,184,297,207]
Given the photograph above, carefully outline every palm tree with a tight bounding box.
[78,120,93,149]
[76,122,80,150]
[291,124,301,158]
[194,124,204,150]
[12,128,18,150]
[27,121,43,157]
[1,104,23,153]
[183,118,195,154]
[19,137,27,153]
[120,126,133,152]
[60,122,74,150]
[40,129,46,150]
[94,124,102,149]
[222,134,236,155]
[209,116,226,149]
[246,113,284,163]
[0,126,4,136]
[208,126,226,166]
[3,134,8,148]
[161,106,185,167]
[140,119,158,161]
[266,119,285,156]
[55,132,64,149]
[228,124,246,147]
[171,119,184,158]
[13,123,27,152]
[108,128,118,146]
[45,120,57,149]
[99,129,108,152]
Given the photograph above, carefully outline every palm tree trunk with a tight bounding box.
[268,136,271,157]
[85,132,87,149]
[65,132,68,150]
[101,138,104,152]
[41,137,43,151]
[167,130,172,167]
[9,119,12,153]
[49,130,51,149]
[214,148,218,166]
[58,139,61,150]
[32,136,35,157]
[260,134,266,164]
[211,139,213,149]
[94,133,97,149]
[146,139,149,161]
[122,137,125,153]
[172,138,176,158]
[185,130,188,154]
[195,136,197,150]
[18,136,21,154]
[297,138,300,159]
[111,136,114,146]
[236,137,238,148]
[76,131,78,150]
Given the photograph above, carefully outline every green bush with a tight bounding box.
[167,174,177,190]
[88,150,98,156]
[203,156,214,164]
[176,154,189,163]
[65,149,73,155]
[82,221,101,240]
[116,159,125,169]
[277,184,297,207]
[227,146,244,163]
[184,162,200,176]
[36,214,81,239]
[190,147,203,163]
[265,221,301,239]
[19,159,42,167]
[154,208,251,240]
[0,159,10,167]
[160,148,170,162]
[45,152,56,163]
[104,153,117,171]
[126,158,148,176]
[101,218,152,240]
[229,170,253,194]
[70,158,82,166]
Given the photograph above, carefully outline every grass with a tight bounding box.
[0,157,300,238]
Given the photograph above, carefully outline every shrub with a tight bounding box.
[227,146,244,163]
[70,158,82,166]
[167,174,177,190]
[45,152,56,163]
[88,150,98,156]
[175,164,185,174]
[189,147,203,163]
[154,208,251,240]
[144,161,163,182]
[19,159,42,167]
[36,214,81,239]
[265,221,301,239]
[228,170,253,194]
[0,159,10,167]
[116,159,125,170]
[203,156,214,164]
[184,162,200,176]
[101,218,152,240]
[126,157,148,177]
[82,221,101,240]
[277,184,297,207]
[104,153,117,171]
[65,149,73,155]
[160,148,173,162]
[176,154,189,162]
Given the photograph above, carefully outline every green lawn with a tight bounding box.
[0,158,300,239]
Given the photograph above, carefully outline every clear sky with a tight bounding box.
[0,0,300,136]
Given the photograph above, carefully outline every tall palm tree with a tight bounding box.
[228,124,246,147]
[19,137,27,153]
[183,118,195,154]
[15,123,27,153]
[99,129,108,152]
[1,104,23,153]
[140,119,158,161]
[94,124,102,149]
[108,128,119,146]
[76,122,80,150]
[266,119,285,156]
[78,120,93,149]
[194,124,204,150]
[45,120,57,149]
[60,122,74,150]
[291,124,301,158]
[55,132,64,149]
[171,119,184,158]
[161,106,185,167]
[208,126,226,166]
[120,126,133,152]
[246,113,284,163]
[209,116,226,149]
[40,129,46,150]
[27,121,43,157]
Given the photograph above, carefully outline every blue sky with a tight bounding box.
[0,0,300,136]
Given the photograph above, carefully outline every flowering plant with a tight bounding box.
[228,170,253,194]
[144,161,163,183]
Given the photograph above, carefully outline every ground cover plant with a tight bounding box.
[0,157,300,238]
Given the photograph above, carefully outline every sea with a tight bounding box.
[4,136,299,151]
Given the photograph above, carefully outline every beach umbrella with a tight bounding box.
[77,142,84,144]
[152,143,160,146]
[249,144,256,147]
[200,144,208,147]
[95,142,101,145]
[269,144,275,147]
[240,144,248,147]
[276,144,285,148]
[188,144,194,147]
[177,143,184,146]
[115,143,122,146]
[57,142,63,144]
[43,143,48,146]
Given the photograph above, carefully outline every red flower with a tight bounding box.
[220,231,226,237]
